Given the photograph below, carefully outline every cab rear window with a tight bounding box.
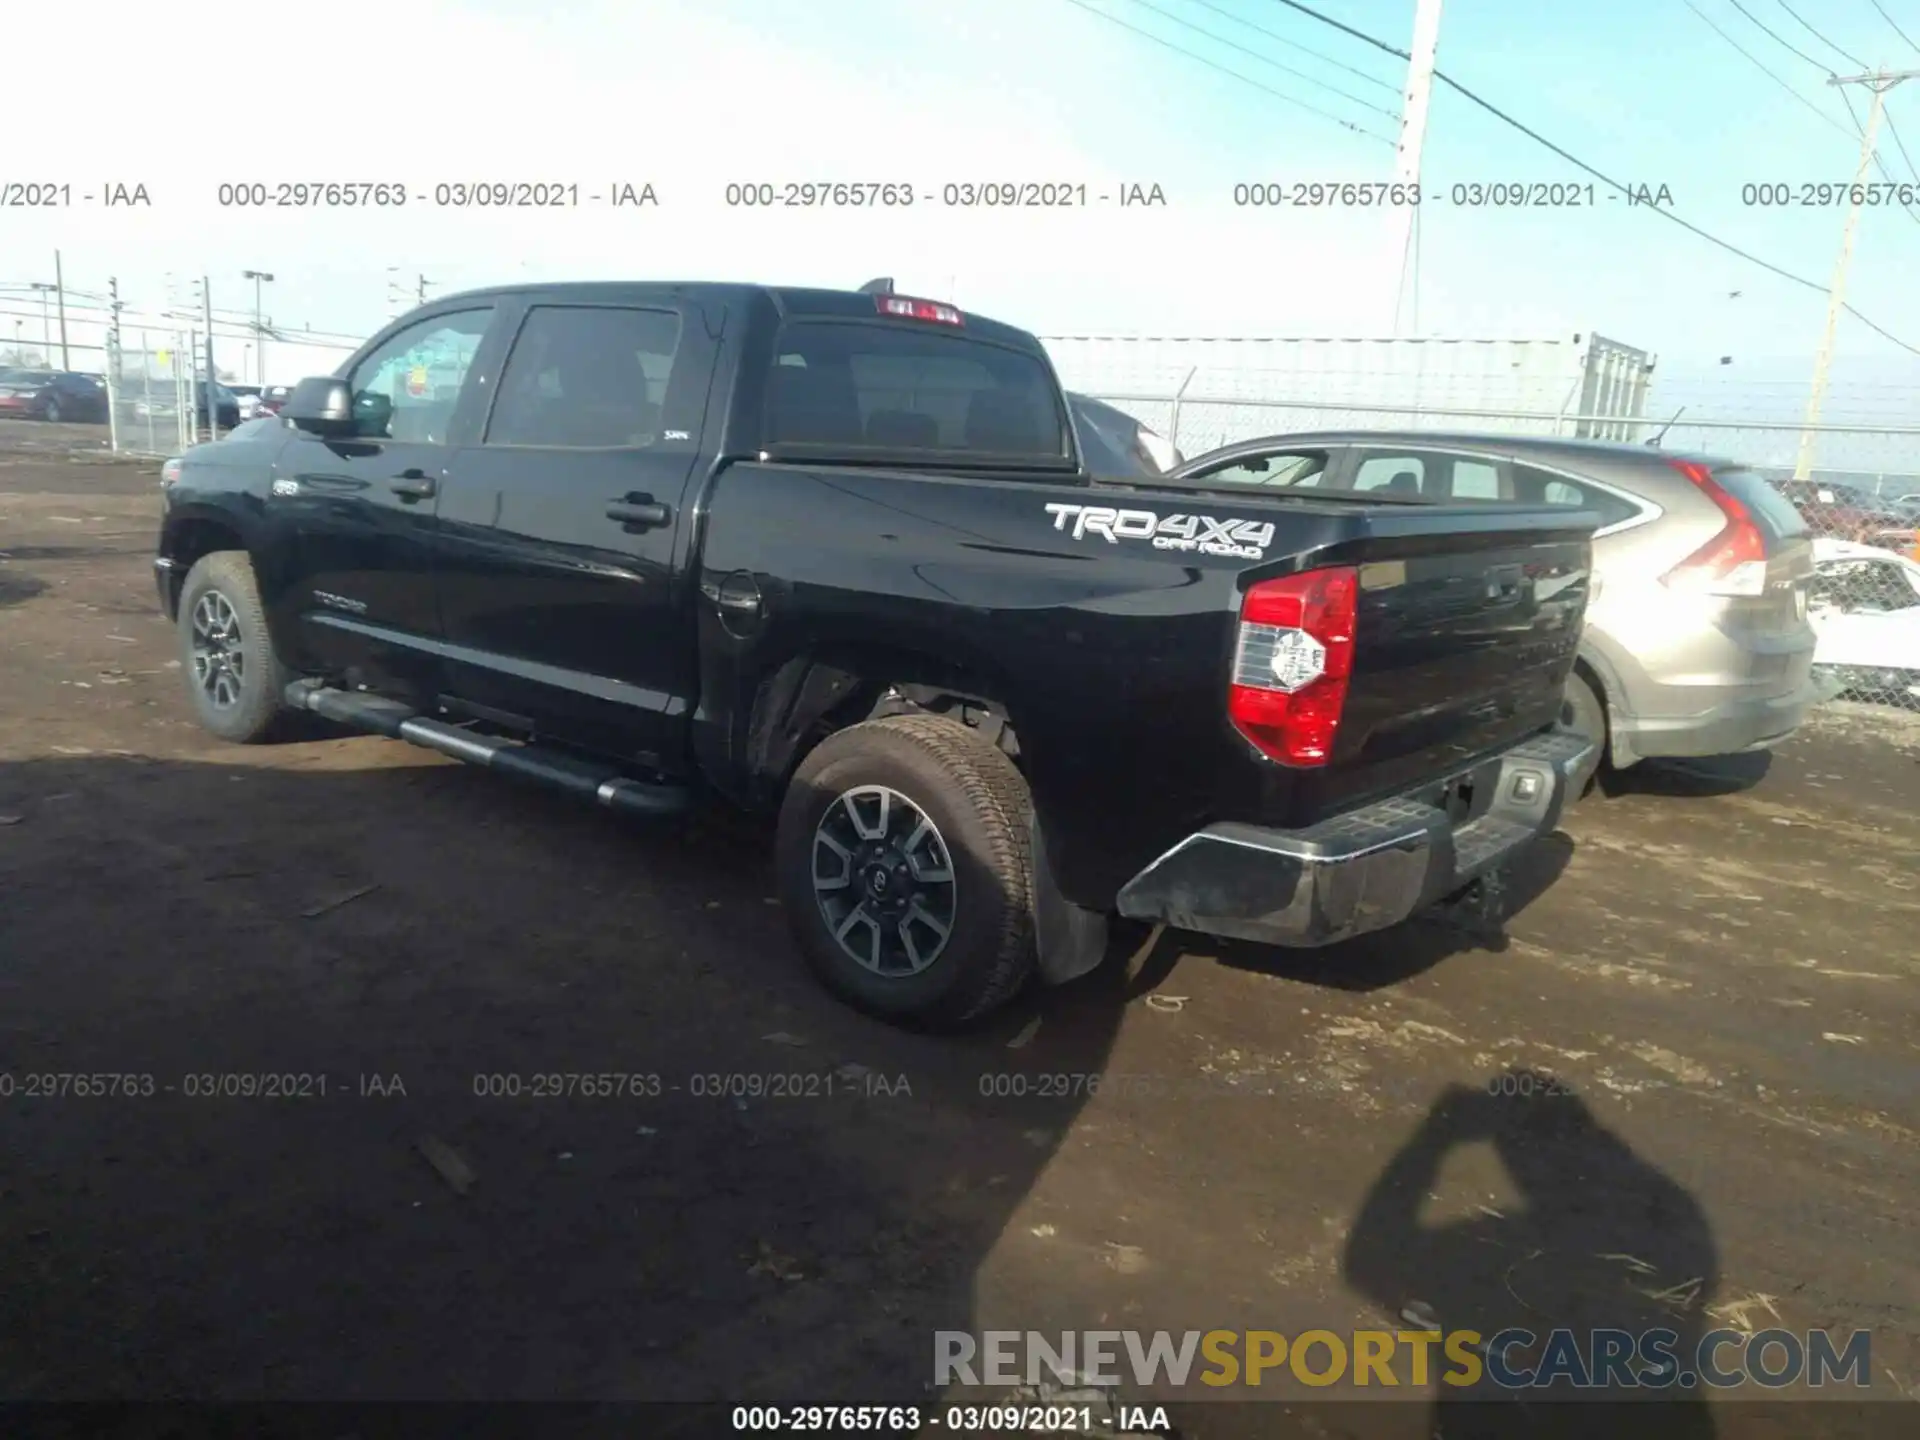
[764,321,1069,465]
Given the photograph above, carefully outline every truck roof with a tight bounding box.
[423,281,1048,353]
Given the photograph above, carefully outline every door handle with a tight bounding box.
[389,470,436,501]
[606,493,671,529]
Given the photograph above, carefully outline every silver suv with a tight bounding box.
[1162,430,1820,784]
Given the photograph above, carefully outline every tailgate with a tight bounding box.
[1279,502,1596,818]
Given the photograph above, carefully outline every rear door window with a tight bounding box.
[1183,449,1334,489]
[764,321,1066,463]
[1512,464,1645,531]
[486,306,682,448]
[1348,448,1512,500]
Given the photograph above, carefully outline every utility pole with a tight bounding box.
[418,274,431,305]
[1388,0,1443,336]
[1795,67,1919,479]
[53,251,69,369]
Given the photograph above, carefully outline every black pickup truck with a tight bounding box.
[154,281,1597,1026]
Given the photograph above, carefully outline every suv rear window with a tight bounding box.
[1717,468,1808,538]
[765,321,1068,464]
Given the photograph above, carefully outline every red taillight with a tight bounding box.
[1228,566,1359,767]
[1661,459,1767,597]
[876,294,963,326]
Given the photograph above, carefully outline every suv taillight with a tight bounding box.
[1661,459,1767,597]
[1228,566,1358,767]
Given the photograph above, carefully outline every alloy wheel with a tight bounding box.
[190,589,246,710]
[810,785,958,977]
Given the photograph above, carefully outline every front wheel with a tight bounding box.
[775,714,1037,1028]
[176,551,290,743]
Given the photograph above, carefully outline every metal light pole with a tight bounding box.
[242,269,273,384]
[1389,0,1444,336]
[1795,67,1920,479]
[53,251,69,368]
[29,282,54,360]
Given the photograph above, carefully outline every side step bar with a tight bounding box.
[285,681,692,820]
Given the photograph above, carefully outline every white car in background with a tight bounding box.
[1808,538,1920,709]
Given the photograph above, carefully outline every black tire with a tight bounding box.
[43,397,61,423]
[775,713,1036,1028]
[176,551,291,744]
[1560,670,1608,798]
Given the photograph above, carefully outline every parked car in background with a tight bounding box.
[1807,538,1920,709]
[0,368,109,423]
[1773,478,1915,552]
[1066,391,1184,477]
[131,381,243,431]
[228,385,265,421]
[257,384,296,415]
[1162,431,1821,790]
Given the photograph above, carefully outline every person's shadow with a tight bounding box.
[1343,1069,1719,1438]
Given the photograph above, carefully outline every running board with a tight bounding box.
[285,682,691,819]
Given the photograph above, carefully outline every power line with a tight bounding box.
[1685,0,1920,222]
[1681,0,1856,138]
[1114,0,1400,118]
[1261,0,1920,354]
[1176,0,1400,92]
[1886,104,1920,180]
[1723,0,1831,70]
[1869,0,1920,55]
[1058,0,1395,142]
[1773,0,1866,69]
[1833,84,1920,225]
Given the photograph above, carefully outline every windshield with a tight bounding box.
[3,371,54,386]
[764,320,1069,466]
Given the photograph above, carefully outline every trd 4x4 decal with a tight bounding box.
[1043,503,1275,560]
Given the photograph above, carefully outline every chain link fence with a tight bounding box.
[1074,388,1920,716]
[104,329,198,456]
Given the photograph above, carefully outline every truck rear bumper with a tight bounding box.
[1114,729,1595,948]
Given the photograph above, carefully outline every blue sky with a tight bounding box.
[3,0,1918,401]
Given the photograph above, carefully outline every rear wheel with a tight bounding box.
[1559,671,1608,797]
[177,551,290,744]
[775,714,1036,1028]
[44,397,61,423]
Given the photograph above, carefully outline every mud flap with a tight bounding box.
[1031,813,1110,985]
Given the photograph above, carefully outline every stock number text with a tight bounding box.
[1742,181,1919,207]
[725,182,916,207]
[473,1072,663,1098]
[1234,181,1420,207]
[217,182,408,207]
[1,1072,156,1098]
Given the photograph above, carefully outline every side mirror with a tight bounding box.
[285,376,356,436]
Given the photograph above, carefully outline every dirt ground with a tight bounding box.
[2,423,1916,1436]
